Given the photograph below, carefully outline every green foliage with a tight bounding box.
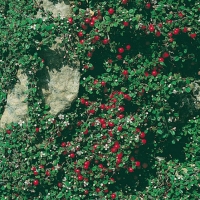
[0,0,200,199]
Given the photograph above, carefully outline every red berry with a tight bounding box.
[6,130,11,134]
[74,169,81,174]
[39,165,44,169]
[155,31,161,37]
[81,24,87,30]
[89,21,95,27]
[111,193,117,199]
[70,153,75,158]
[111,147,118,153]
[159,57,164,62]
[35,127,39,133]
[124,94,131,100]
[114,142,120,149]
[101,123,107,129]
[78,31,83,37]
[80,98,85,104]
[94,35,100,41]
[33,180,39,186]
[173,28,180,35]
[123,21,129,26]
[162,52,169,58]
[101,81,106,87]
[79,39,84,44]
[141,25,146,30]
[117,152,123,159]
[117,54,122,60]
[33,171,38,176]
[98,164,104,169]
[94,79,98,84]
[102,38,109,44]
[158,23,163,28]
[108,59,113,63]
[182,27,188,33]
[140,132,146,139]
[84,190,89,195]
[128,167,134,172]
[108,122,115,128]
[142,139,147,144]
[87,52,92,57]
[108,8,115,15]
[149,24,154,32]
[88,109,95,115]
[104,189,109,193]
[144,71,149,77]
[61,142,66,147]
[68,17,73,24]
[58,182,62,188]
[99,118,106,124]
[130,157,135,161]
[78,175,83,181]
[190,33,197,39]
[31,166,36,171]
[84,65,89,69]
[169,38,174,42]
[83,165,89,170]
[152,70,158,77]
[77,121,82,127]
[99,104,105,110]
[178,12,184,18]
[108,130,113,137]
[84,161,90,166]
[118,114,124,119]
[117,125,123,132]
[145,3,151,9]
[135,161,141,167]
[136,128,141,132]
[118,47,124,54]
[85,101,89,106]
[118,106,125,112]
[166,19,173,24]
[122,70,128,76]
[83,129,88,135]
[126,44,131,50]
[121,0,128,4]
[91,16,98,22]
[85,18,90,24]
[45,170,50,176]
[168,32,173,37]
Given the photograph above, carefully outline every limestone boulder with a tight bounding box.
[0,69,28,128]
[37,37,80,115]
[190,80,200,110]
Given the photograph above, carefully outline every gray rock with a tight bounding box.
[35,0,71,18]
[37,37,80,115]
[190,80,200,110]
[0,69,28,128]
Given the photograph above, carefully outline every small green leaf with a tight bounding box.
[185,87,191,93]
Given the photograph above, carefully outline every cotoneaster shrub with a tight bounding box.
[0,0,200,199]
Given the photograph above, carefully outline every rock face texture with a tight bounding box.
[37,37,80,116]
[0,0,80,129]
[38,0,71,18]
[190,80,200,110]
[0,69,28,128]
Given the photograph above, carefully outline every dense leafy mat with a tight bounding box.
[0,0,199,199]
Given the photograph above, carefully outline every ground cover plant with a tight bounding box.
[0,0,200,199]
